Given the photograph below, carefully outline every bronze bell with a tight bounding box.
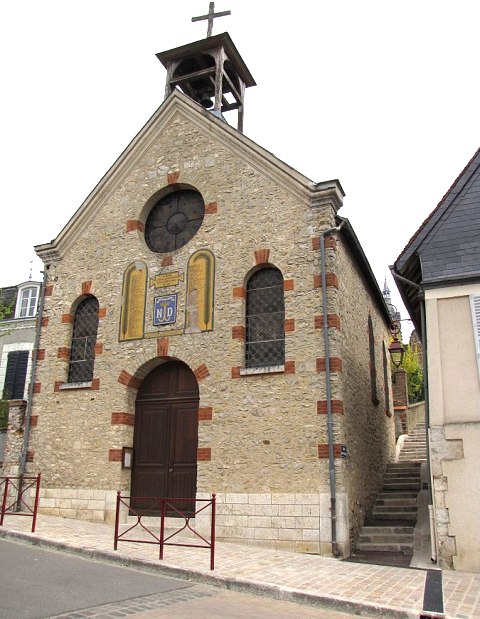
[200,94,214,109]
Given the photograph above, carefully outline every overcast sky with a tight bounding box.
[2,1,479,336]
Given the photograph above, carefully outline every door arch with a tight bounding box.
[130,360,199,515]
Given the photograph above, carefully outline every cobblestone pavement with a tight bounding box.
[1,513,479,618]
[49,586,377,619]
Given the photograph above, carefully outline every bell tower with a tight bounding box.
[156,4,255,133]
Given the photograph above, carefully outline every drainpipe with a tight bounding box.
[389,266,437,562]
[17,269,47,507]
[320,222,344,557]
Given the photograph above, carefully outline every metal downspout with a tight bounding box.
[389,266,437,562]
[17,270,47,503]
[320,224,343,557]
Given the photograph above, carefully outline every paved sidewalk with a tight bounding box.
[0,513,479,619]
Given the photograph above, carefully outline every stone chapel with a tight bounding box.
[2,23,396,557]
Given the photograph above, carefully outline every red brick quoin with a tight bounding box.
[316,357,343,373]
[317,400,344,415]
[198,407,213,421]
[118,371,141,390]
[314,314,341,330]
[233,287,246,300]
[57,347,70,360]
[157,338,169,357]
[111,412,134,426]
[167,171,180,184]
[194,364,210,381]
[126,220,144,233]
[311,235,337,251]
[108,449,122,462]
[232,325,246,340]
[254,249,270,265]
[197,448,211,461]
[313,273,339,289]
[205,202,218,214]
[318,444,342,459]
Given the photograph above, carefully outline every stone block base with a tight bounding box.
[36,487,351,557]
[195,491,350,557]
[37,487,118,523]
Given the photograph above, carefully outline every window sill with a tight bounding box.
[59,381,93,391]
[240,365,285,376]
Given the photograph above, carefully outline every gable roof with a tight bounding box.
[35,89,345,264]
[337,216,392,327]
[393,146,480,333]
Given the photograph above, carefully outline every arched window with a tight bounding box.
[68,297,99,383]
[246,267,285,368]
[368,315,379,405]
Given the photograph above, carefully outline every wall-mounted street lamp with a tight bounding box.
[389,337,405,368]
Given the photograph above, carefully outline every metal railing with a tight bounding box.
[114,492,216,570]
[0,474,41,532]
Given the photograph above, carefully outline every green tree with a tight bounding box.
[0,398,8,429]
[0,290,13,427]
[400,345,424,403]
[0,292,13,321]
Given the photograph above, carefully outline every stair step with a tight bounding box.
[373,506,417,514]
[378,491,418,498]
[375,498,417,506]
[386,464,421,469]
[384,473,420,481]
[360,525,414,534]
[383,482,421,490]
[358,533,414,544]
[370,511,417,521]
[356,542,413,553]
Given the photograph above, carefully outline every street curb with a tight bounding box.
[0,528,419,619]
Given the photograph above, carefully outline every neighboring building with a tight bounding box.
[0,281,41,466]
[393,146,480,572]
[4,30,396,557]
[0,282,41,403]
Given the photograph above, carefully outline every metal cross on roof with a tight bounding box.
[192,2,231,38]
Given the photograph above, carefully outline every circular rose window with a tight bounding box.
[145,190,205,253]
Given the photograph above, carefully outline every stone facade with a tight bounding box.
[7,91,396,556]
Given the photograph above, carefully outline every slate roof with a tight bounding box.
[393,147,480,334]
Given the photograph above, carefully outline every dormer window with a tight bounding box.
[15,284,39,319]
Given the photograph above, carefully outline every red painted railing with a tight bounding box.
[114,492,216,570]
[0,474,41,532]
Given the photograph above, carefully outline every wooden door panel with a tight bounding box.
[174,369,199,399]
[133,403,169,466]
[131,361,199,516]
[170,403,199,464]
[130,468,167,513]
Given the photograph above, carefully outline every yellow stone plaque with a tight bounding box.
[119,262,147,341]
[185,250,215,333]
[150,271,185,289]
[144,328,183,338]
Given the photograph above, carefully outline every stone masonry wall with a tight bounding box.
[27,107,385,555]
[333,238,396,545]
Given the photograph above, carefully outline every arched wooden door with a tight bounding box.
[130,360,199,515]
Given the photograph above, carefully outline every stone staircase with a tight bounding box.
[355,424,427,557]
[398,423,427,463]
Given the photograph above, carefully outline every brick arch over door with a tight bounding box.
[130,359,199,515]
